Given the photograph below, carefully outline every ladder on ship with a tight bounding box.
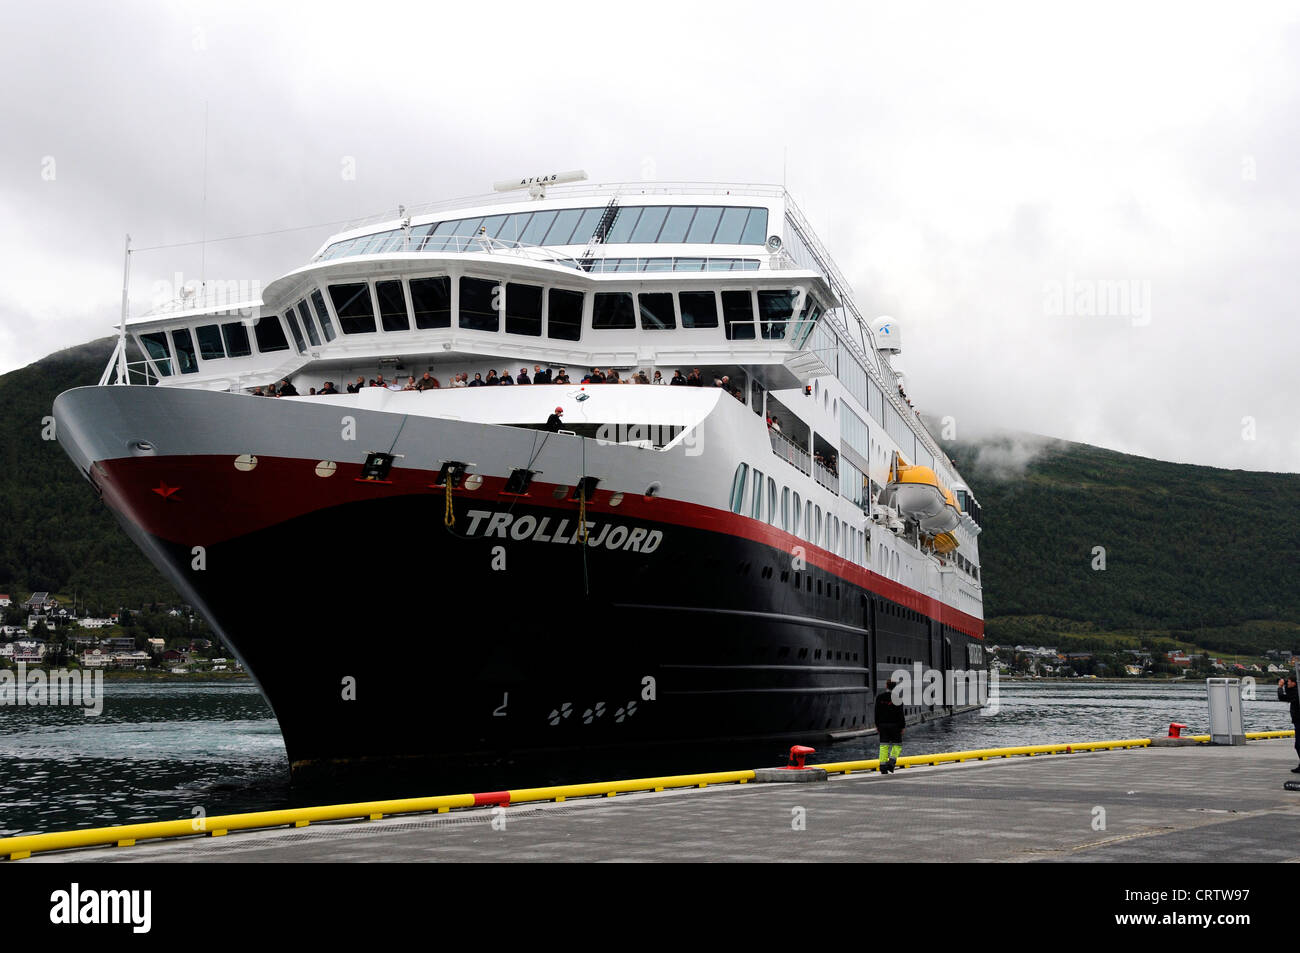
[579,196,619,272]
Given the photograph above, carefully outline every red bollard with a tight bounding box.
[786,745,816,769]
[1168,722,1188,738]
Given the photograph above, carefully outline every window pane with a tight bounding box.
[408,223,433,246]
[757,290,796,340]
[638,292,675,330]
[298,301,321,347]
[548,289,583,341]
[714,207,749,243]
[505,283,543,336]
[679,291,718,328]
[410,276,451,329]
[253,316,289,353]
[741,208,769,244]
[221,321,251,357]
[284,310,306,352]
[751,469,764,520]
[447,218,481,252]
[375,280,409,332]
[328,283,377,334]
[592,292,635,329]
[311,289,335,341]
[644,258,673,272]
[196,324,225,360]
[140,331,172,375]
[730,464,749,514]
[171,328,199,373]
[605,207,642,243]
[543,208,583,245]
[478,215,508,239]
[686,206,723,242]
[675,258,705,272]
[459,277,500,331]
[658,206,695,243]
[571,208,602,245]
[630,207,669,243]
[520,210,557,245]
[721,290,756,340]
[498,213,532,243]
[423,219,457,250]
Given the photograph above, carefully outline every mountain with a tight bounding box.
[0,337,179,614]
[940,432,1300,655]
[2,339,1298,655]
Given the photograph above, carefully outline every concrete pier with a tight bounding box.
[23,738,1300,863]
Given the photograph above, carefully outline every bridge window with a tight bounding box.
[459,277,499,331]
[310,290,336,341]
[605,207,641,243]
[741,208,768,244]
[730,463,749,514]
[548,289,583,341]
[140,332,172,376]
[506,283,543,336]
[721,290,756,340]
[410,276,451,329]
[571,208,603,245]
[520,211,558,245]
[221,321,252,358]
[592,292,635,330]
[375,280,409,331]
[658,206,696,243]
[195,324,225,360]
[171,328,199,373]
[283,310,306,352]
[713,207,750,243]
[329,283,377,335]
[637,292,676,330]
[254,316,289,353]
[679,291,718,328]
[422,219,459,251]
[757,290,796,340]
[297,301,321,347]
[686,207,723,242]
[630,207,670,243]
[544,208,584,245]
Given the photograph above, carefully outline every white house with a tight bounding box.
[77,617,113,630]
[0,594,11,608]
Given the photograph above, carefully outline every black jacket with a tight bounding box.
[545,413,563,432]
[875,689,906,743]
[1279,681,1299,724]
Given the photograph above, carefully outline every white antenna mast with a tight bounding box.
[492,169,588,200]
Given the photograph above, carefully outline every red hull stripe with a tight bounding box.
[94,454,984,639]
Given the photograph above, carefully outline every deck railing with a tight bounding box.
[769,428,810,475]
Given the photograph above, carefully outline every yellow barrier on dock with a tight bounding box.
[0,732,1292,861]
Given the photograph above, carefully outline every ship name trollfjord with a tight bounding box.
[54,172,987,779]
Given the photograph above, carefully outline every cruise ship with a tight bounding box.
[54,173,987,779]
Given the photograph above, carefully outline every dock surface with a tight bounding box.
[27,739,1300,863]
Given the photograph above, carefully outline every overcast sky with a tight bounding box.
[2,1,1297,472]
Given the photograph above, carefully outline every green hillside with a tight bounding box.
[0,338,179,614]
[942,433,1300,655]
[1,340,1298,657]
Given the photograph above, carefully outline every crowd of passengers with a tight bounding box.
[249,366,748,401]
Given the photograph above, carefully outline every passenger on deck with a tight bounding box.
[670,370,686,385]
[468,373,484,387]
[652,371,665,384]
[636,370,650,384]
[277,379,298,397]
[417,372,439,391]
[318,381,339,395]
[516,368,531,385]
[347,376,364,394]
[687,368,703,386]
[545,406,564,432]
[554,368,570,384]
[451,373,468,388]
[533,365,550,384]
[373,375,386,388]
[402,376,418,391]
[485,369,500,386]
[607,369,621,384]
[251,386,265,397]
[499,370,514,385]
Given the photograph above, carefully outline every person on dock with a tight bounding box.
[875,680,906,774]
[1278,675,1299,772]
